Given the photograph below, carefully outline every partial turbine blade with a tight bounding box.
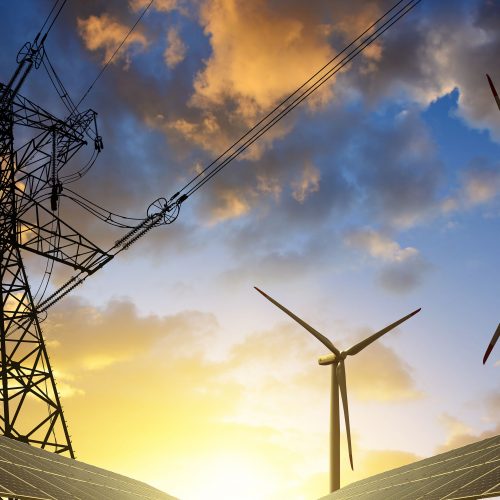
[346,308,421,356]
[486,74,500,111]
[337,360,353,470]
[483,323,500,364]
[254,287,340,356]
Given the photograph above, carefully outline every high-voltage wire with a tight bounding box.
[38,0,67,41]
[38,0,420,231]
[42,52,79,117]
[35,0,423,311]
[61,188,146,228]
[41,0,68,40]
[174,0,421,202]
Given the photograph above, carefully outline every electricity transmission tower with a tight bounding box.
[0,0,419,460]
[0,27,113,455]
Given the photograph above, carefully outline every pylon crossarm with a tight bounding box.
[14,193,111,270]
[0,83,94,142]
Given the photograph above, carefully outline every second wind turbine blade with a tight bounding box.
[345,308,421,356]
[337,360,353,470]
[254,287,340,356]
[483,323,500,364]
[486,74,500,111]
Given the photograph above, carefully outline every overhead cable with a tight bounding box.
[175,0,421,201]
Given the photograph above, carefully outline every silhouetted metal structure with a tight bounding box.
[0,25,111,456]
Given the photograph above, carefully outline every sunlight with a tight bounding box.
[180,452,277,500]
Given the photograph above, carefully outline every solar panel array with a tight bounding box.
[321,434,500,500]
[0,435,177,499]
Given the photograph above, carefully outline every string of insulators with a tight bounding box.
[37,275,84,312]
[122,212,165,250]
[113,216,157,248]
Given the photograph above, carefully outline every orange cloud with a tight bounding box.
[77,14,148,65]
[164,27,187,68]
[129,0,179,11]
[192,0,335,117]
[206,188,253,224]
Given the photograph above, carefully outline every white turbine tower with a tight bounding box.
[254,286,420,493]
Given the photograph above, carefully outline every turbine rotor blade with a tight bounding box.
[337,360,353,470]
[483,323,500,364]
[254,287,340,356]
[345,308,421,357]
[486,74,500,111]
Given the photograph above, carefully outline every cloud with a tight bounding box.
[164,27,187,68]
[46,297,219,376]
[438,158,500,216]
[345,228,418,263]
[129,0,180,12]
[343,1,500,139]
[291,162,321,203]
[346,329,423,401]
[77,13,148,65]
[437,395,500,453]
[40,290,424,498]
[206,187,253,223]
[192,0,335,117]
[345,228,431,293]
[63,0,500,243]
[437,414,481,452]
[462,164,500,205]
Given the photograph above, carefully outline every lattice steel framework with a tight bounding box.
[0,38,109,457]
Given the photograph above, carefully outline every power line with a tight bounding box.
[75,0,155,110]
[175,0,421,201]
[38,0,62,36]
[35,0,423,311]
[42,0,68,41]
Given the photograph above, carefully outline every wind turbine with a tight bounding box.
[254,286,420,492]
[483,323,500,364]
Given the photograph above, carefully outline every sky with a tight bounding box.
[1,0,500,499]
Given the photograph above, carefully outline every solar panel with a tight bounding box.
[0,435,177,499]
[321,434,500,500]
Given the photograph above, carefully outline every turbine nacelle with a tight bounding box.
[318,352,348,365]
[318,353,336,365]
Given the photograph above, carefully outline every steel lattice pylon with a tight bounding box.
[0,94,74,456]
[0,34,110,456]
